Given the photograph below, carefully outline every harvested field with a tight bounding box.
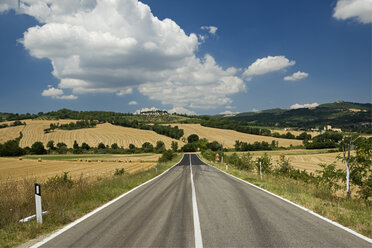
[0,120,182,148]
[0,154,161,183]
[171,124,302,148]
[270,129,320,137]
[0,125,24,143]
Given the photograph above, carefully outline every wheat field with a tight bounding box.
[171,124,303,148]
[1,120,183,148]
[0,154,161,183]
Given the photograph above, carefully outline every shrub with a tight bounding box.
[114,168,125,176]
[158,150,176,163]
[45,172,74,189]
[255,153,272,173]
[187,134,199,143]
[31,141,47,155]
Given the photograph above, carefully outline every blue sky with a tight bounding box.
[0,0,370,115]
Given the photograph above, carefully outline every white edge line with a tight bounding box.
[197,154,372,244]
[30,154,186,248]
[190,154,203,248]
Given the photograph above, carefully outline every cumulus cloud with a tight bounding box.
[134,107,164,114]
[0,0,245,109]
[243,56,295,80]
[290,102,319,109]
[168,107,196,115]
[201,25,218,35]
[284,71,309,81]
[41,86,77,99]
[128,101,138,105]
[333,0,372,24]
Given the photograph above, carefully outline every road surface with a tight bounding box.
[38,154,371,247]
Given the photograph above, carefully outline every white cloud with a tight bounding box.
[2,0,245,110]
[168,107,196,115]
[57,94,78,100]
[128,100,138,105]
[333,0,372,24]
[290,102,319,109]
[117,88,133,96]
[243,56,295,80]
[41,86,77,100]
[219,110,239,115]
[134,107,163,114]
[284,71,309,81]
[201,26,218,35]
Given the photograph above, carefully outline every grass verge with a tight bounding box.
[0,154,182,247]
[203,158,372,238]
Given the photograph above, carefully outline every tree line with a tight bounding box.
[0,120,26,129]
[44,120,99,133]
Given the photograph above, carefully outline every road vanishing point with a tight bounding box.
[35,154,371,247]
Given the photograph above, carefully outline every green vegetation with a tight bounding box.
[0,154,182,247]
[44,120,98,133]
[226,101,371,133]
[0,120,26,129]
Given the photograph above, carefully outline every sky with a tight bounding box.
[0,0,371,115]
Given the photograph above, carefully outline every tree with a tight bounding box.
[142,142,154,153]
[73,140,79,150]
[171,141,178,152]
[56,142,68,154]
[0,140,24,156]
[81,142,90,150]
[339,133,359,198]
[98,142,106,149]
[46,140,55,150]
[187,134,199,143]
[155,141,166,153]
[31,141,47,155]
[339,136,372,199]
[111,143,119,149]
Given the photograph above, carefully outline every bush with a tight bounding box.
[255,153,272,173]
[274,154,293,175]
[187,134,199,143]
[181,143,197,152]
[114,168,125,176]
[45,172,74,189]
[158,150,176,163]
[316,163,344,193]
[155,141,166,153]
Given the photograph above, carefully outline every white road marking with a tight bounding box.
[190,154,203,248]
[30,155,186,248]
[198,155,372,244]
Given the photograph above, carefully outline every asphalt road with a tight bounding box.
[38,154,371,247]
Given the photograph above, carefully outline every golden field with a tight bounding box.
[222,150,345,173]
[171,124,303,148]
[0,120,182,149]
[0,154,161,183]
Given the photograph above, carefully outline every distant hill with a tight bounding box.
[222,101,371,132]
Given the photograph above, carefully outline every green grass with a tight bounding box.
[203,158,372,238]
[0,154,182,247]
[23,153,154,161]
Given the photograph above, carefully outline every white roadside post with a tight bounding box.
[35,183,43,224]
[259,161,262,180]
